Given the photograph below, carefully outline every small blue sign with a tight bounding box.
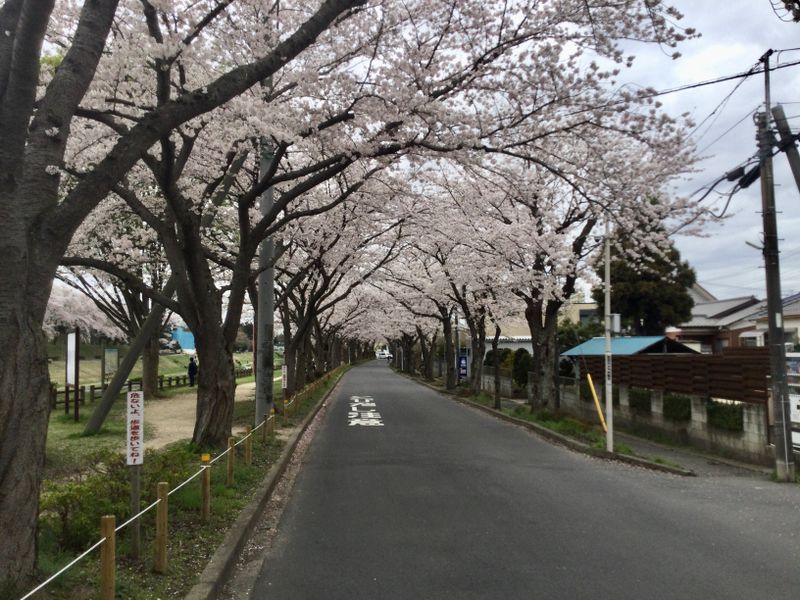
[458,355,468,379]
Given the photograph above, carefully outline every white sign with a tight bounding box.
[282,364,287,389]
[66,331,77,385]
[348,395,383,426]
[127,391,145,465]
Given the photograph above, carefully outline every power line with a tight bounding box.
[689,63,760,142]
[697,105,760,155]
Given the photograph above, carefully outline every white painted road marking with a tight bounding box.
[348,395,384,426]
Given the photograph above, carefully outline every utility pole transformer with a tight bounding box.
[757,49,794,481]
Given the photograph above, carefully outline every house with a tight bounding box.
[483,296,599,358]
[750,292,800,349]
[665,284,764,354]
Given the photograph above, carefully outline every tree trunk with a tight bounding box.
[0,311,51,587]
[191,327,236,447]
[524,299,560,411]
[142,329,160,398]
[442,316,456,389]
[469,316,486,396]
[492,324,502,410]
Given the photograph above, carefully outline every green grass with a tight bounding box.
[48,352,260,387]
[28,364,348,600]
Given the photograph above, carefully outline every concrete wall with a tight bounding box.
[465,366,772,467]
[556,379,772,466]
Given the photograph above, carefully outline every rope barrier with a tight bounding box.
[168,466,206,496]
[20,368,344,599]
[209,449,228,465]
[115,498,161,532]
[19,537,107,600]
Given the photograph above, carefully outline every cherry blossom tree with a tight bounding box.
[59,195,171,397]
[1,0,697,584]
[0,0,373,583]
[44,283,124,342]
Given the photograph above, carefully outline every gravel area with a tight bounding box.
[145,381,257,450]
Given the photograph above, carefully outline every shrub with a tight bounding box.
[39,445,200,552]
[512,348,532,388]
[707,399,744,432]
[39,451,130,552]
[663,392,692,421]
[484,347,512,368]
[629,387,651,413]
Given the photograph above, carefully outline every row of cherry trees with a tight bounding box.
[357,147,704,407]
[1,0,702,585]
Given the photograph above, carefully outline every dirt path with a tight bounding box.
[145,381,258,450]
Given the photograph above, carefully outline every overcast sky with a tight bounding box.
[620,0,800,301]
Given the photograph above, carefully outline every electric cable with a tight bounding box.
[689,63,759,143]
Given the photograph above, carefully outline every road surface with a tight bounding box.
[250,361,800,599]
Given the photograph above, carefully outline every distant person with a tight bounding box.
[188,357,198,386]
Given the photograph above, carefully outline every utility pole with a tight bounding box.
[771,105,800,193]
[604,218,614,453]
[255,132,275,426]
[758,49,794,481]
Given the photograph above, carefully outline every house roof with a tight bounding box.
[677,296,763,329]
[561,336,698,357]
[689,283,718,304]
[752,292,800,320]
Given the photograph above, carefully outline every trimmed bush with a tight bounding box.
[707,399,744,432]
[483,347,512,368]
[512,348,532,388]
[663,392,692,422]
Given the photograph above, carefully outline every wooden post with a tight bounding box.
[80,385,86,406]
[245,426,252,465]
[64,383,70,415]
[100,515,115,600]
[226,437,235,486]
[200,454,211,523]
[129,464,141,560]
[154,482,168,573]
[90,384,96,403]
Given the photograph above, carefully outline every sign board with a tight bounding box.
[104,348,119,381]
[66,331,78,385]
[127,391,144,465]
[458,355,468,379]
[282,364,287,389]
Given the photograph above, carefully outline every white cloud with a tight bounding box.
[621,0,800,299]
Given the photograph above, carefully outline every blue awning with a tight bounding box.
[561,336,697,357]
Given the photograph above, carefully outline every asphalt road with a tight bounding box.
[251,361,800,599]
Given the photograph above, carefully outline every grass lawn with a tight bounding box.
[25,365,347,600]
[48,351,280,387]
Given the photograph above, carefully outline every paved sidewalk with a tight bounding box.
[614,431,774,479]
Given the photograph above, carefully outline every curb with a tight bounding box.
[184,371,345,600]
[411,376,696,478]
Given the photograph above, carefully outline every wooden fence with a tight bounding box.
[575,347,770,404]
[50,367,253,409]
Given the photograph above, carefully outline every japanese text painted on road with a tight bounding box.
[348,396,383,426]
[127,391,144,465]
